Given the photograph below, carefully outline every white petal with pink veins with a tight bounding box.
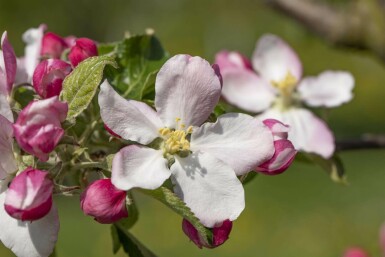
[155,55,221,128]
[258,108,335,158]
[99,80,164,144]
[298,71,354,108]
[252,34,302,83]
[191,113,275,175]
[0,115,16,179]
[171,151,245,228]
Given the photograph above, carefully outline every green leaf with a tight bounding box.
[109,33,167,100]
[113,223,157,257]
[98,42,118,55]
[110,225,122,254]
[138,187,212,245]
[300,152,347,184]
[60,55,117,121]
[117,194,139,230]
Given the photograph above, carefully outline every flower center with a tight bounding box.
[159,118,193,157]
[271,71,299,111]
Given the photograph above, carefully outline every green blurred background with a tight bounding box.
[1,0,385,256]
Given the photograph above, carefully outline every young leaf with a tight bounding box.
[138,187,213,245]
[113,223,157,257]
[109,33,168,100]
[117,194,139,230]
[300,152,347,184]
[110,225,122,254]
[60,55,117,121]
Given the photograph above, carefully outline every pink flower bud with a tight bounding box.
[32,59,72,98]
[215,51,253,71]
[13,97,68,162]
[80,179,128,224]
[342,248,369,257]
[68,38,98,67]
[182,219,233,249]
[4,168,53,221]
[256,119,297,175]
[41,32,68,59]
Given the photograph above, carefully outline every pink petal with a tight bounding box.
[215,51,253,71]
[221,68,275,113]
[1,31,17,93]
[342,248,369,257]
[0,192,59,257]
[0,114,17,179]
[155,55,221,128]
[252,34,302,83]
[258,108,335,158]
[298,71,355,108]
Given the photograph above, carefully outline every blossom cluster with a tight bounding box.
[0,25,354,257]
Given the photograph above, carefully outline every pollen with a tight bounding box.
[159,120,193,156]
[271,71,297,95]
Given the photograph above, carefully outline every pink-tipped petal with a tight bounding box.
[81,179,128,224]
[98,80,163,144]
[68,38,98,67]
[0,192,59,257]
[171,151,245,228]
[191,113,274,176]
[252,34,302,83]
[298,71,355,108]
[182,219,233,249]
[1,31,17,93]
[263,119,290,140]
[221,68,275,113]
[4,168,54,221]
[111,145,171,191]
[22,24,46,81]
[32,59,72,98]
[13,96,67,161]
[258,108,335,158]
[155,55,221,128]
[215,51,253,71]
[41,32,68,59]
[256,139,297,175]
[0,115,17,179]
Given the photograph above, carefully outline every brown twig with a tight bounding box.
[336,134,385,151]
[266,0,385,62]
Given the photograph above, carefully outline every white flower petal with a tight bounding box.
[190,113,274,176]
[252,34,302,83]
[99,80,163,145]
[0,93,13,122]
[111,145,171,191]
[0,115,16,179]
[171,151,245,228]
[22,24,46,82]
[221,68,276,113]
[298,71,355,108]
[257,108,335,158]
[155,55,221,128]
[0,192,59,257]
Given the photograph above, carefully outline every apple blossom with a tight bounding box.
[4,168,54,221]
[14,96,68,161]
[41,32,68,59]
[342,248,369,257]
[182,219,232,248]
[33,59,72,98]
[216,34,355,158]
[256,119,297,175]
[68,38,98,67]
[80,178,128,224]
[0,112,59,257]
[99,54,275,228]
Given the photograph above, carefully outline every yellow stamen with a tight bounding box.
[271,71,297,95]
[158,123,193,156]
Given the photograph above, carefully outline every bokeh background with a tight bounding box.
[1,0,385,256]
